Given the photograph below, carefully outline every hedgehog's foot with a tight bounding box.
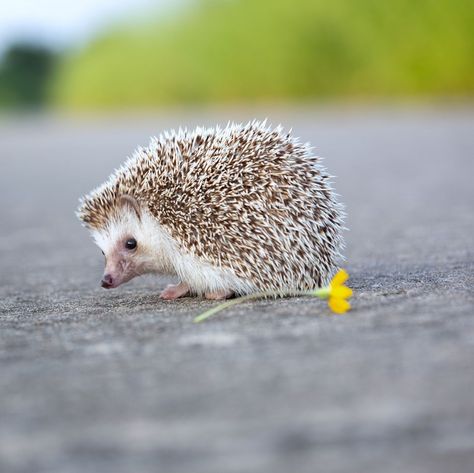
[204,290,234,300]
[160,282,190,300]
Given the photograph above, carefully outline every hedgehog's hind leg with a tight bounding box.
[160,282,190,300]
[204,290,234,300]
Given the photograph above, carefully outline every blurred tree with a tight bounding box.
[0,44,57,108]
[53,0,474,109]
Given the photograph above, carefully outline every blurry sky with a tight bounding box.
[0,0,173,55]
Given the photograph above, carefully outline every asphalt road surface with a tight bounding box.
[1,105,473,473]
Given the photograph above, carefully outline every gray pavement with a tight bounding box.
[0,105,473,473]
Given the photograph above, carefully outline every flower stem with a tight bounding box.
[193,287,330,323]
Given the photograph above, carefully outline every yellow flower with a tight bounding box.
[327,269,352,314]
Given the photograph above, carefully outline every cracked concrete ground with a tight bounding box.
[1,106,473,473]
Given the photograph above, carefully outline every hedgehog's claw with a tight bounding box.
[160,282,190,300]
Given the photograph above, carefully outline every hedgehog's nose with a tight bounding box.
[101,274,114,288]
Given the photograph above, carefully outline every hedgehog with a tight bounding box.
[77,121,344,300]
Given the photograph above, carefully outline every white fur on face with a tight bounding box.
[91,207,171,278]
[92,211,141,255]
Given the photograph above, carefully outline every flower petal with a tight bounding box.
[331,285,353,299]
[328,297,351,314]
[331,269,349,288]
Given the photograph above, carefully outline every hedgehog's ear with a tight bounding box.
[118,194,141,221]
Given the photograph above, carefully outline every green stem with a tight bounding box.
[193,286,330,323]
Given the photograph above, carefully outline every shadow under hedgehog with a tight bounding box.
[77,121,345,300]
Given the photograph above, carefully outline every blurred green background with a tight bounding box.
[1,0,473,110]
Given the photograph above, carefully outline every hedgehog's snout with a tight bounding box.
[101,273,114,289]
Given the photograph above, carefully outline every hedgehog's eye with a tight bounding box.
[125,238,137,250]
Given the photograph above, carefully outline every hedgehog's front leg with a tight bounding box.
[160,282,190,300]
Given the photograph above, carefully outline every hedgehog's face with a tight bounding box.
[91,196,157,289]
[97,232,145,289]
